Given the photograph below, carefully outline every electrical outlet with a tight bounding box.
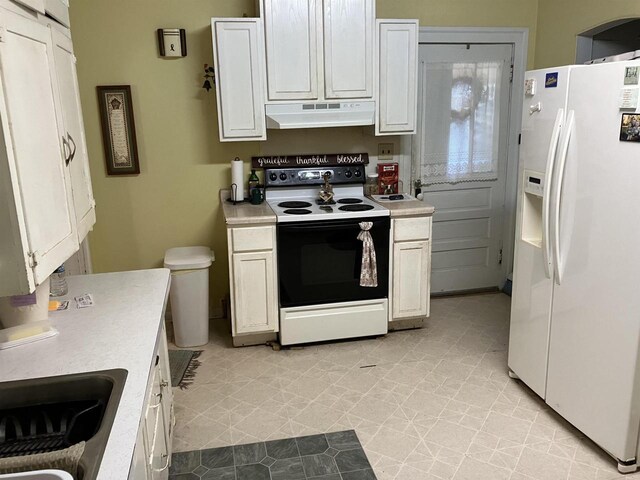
[378,143,394,160]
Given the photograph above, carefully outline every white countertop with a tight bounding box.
[370,194,435,217]
[0,268,171,480]
[220,189,277,225]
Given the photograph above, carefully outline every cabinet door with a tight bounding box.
[376,20,418,135]
[211,18,266,141]
[262,0,318,100]
[0,8,78,286]
[128,425,150,480]
[231,251,278,335]
[51,27,96,242]
[156,325,174,461]
[322,0,374,99]
[149,407,169,480]
[392,240,430,319]
[12,0,45,13]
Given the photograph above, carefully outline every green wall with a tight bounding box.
[70,1,258,314]
[535,0,640,68]
[70,0,539,313]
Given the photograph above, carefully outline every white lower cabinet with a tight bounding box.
[390,217,432,321]
[129,324,173,480]
[227,225,279,338]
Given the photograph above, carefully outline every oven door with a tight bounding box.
[277,216,390,308]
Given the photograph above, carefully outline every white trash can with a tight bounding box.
[164,246,214,347]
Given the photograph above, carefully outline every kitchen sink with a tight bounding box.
[0,369,127,480]
[0,470,73,479]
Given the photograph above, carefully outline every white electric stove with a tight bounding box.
[263,164,390,346]
[266,185,389,222]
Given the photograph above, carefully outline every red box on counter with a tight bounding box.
[377,162,399,194]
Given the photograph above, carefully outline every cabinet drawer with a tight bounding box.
[232,226,274,252]
[394,217,431,241]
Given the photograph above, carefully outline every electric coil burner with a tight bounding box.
[338,204,374,212]
[278,201,312,209]
[283,208,312,215]
[263,163,391,347]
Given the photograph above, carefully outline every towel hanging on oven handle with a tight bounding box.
[357,222,378,287]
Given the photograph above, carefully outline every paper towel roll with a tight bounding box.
[231,157,244,202]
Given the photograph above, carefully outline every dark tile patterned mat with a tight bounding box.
[169,430,377,480]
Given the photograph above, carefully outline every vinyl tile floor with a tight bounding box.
[169,430,375,479]
[169,293,640,480]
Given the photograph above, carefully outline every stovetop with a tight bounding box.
[266,185,389,223]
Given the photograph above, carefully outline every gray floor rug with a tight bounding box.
[168,349,202,389]
[169,430,376,479]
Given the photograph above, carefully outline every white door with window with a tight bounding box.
[413,43,513,293]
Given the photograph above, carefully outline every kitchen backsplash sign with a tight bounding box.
[252,153,369,169]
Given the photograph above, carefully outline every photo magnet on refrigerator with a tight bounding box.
[624,67,639,86]
[545,72,558,88]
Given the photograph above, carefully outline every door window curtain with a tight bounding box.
[417,61,503,185]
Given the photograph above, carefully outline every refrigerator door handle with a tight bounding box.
[551,110,575,286]
[542,108,564,279]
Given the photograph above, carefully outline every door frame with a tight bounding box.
[401,27,528,286]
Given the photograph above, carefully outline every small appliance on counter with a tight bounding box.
[263,161,390,346]
[0,278,58,350]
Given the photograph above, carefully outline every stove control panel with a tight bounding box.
[265,165,367,187]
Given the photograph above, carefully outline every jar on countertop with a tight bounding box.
[365,173,378,197]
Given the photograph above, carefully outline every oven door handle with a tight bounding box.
[279,219,389,232]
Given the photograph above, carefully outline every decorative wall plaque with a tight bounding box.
[252,153,369,169]
[97,85,140,175]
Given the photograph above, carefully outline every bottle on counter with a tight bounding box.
[248,169,259,195]
[50,264,68,297]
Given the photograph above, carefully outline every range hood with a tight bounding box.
[265,101,375,129]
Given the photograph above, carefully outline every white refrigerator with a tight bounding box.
[509,59,640,472]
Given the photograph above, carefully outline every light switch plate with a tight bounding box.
[378,143,394,160]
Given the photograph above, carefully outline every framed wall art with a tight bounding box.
[97,85,140,175]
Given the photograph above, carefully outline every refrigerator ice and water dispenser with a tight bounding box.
[521,170,545,248]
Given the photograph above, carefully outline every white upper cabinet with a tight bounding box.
[211,18,267,141]
[323,0,374,99]
[50,25,96,242]
[376,19,418,135]
[0,6,78,295]
[262,0,319,100]
[259,0,374,102]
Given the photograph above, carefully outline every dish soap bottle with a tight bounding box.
[248,169,259,196]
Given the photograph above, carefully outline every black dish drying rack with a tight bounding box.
[0,400,105,458]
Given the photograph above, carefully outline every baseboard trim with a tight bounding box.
[431,287,500,298]
[389,317,425,331]
[232,332,278,347]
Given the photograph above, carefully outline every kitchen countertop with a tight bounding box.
[0,269,171,480]
[220,189,276,225]
[371,195,435,218]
